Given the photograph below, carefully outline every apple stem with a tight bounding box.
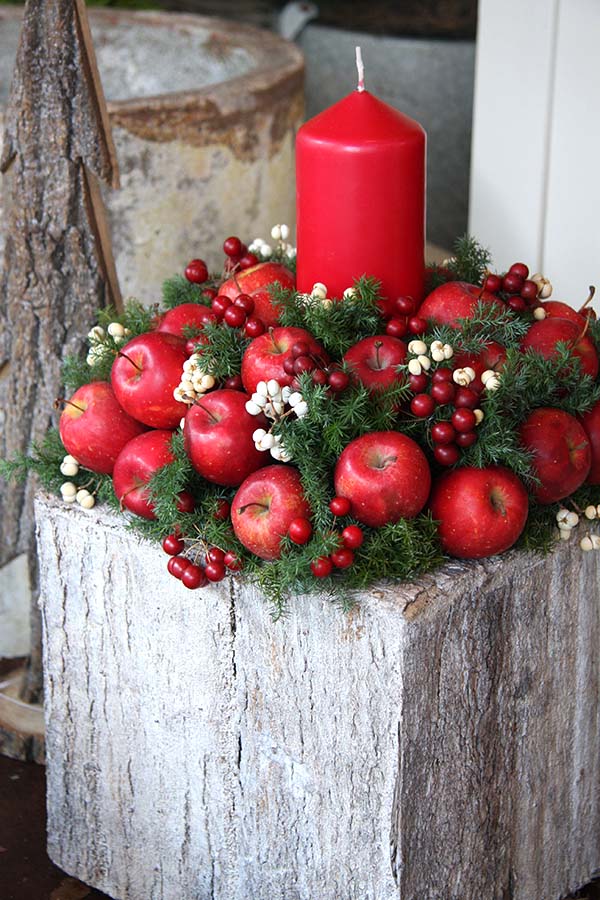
[118,351,142,373]
[374,340,383,370]
[237,501,269,515]
[53,397,85,413]
[118,485,138,512]
[193,401,220,424]
[577,285,596,314]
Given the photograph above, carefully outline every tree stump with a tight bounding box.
[35,493,600,900]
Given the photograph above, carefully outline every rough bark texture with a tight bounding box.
[36,494,600,900]
[0,0,119,716]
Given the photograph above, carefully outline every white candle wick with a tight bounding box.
[355,46,365,93]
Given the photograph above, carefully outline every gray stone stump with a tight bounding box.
[35,493,600,900]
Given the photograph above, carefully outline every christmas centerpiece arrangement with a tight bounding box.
[2,52,599,616]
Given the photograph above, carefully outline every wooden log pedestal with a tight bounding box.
[35,493,600,900]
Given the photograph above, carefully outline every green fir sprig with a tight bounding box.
[161,275,214,309]
[446,235,493,285]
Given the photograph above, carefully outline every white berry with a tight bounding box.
[417,354,431,371]
[60,482,77,498]
[565,511,579,528]
[271,224,282,241]
[559,529,572,541]
[584,505,597,520]
[245,400,262,416]
[288,392,303,407]
[260,433,276,450]
[580,535,594,552]
[452,368,473,387]
[311,282,328,300]
[256,381,269,397]
[442,344,454,360]
[343,287,356,300]
[408,359,422,376]
[591,535,600,550]
[60,461,79,477]
[267,379,281,397]
[108,322,125,338]
[261,244,273,258]
[87,325,105,341]
[294,401,309,418]
[485,376,500,392]
[252,428,267,442]
[533,307,547,321]
[79,494,96,510]
[474,409,484,425]
[199,374,215,391]
[76,489,90,503]
[408,340,428,355]
[280,224,290,240]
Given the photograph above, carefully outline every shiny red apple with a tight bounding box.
[156,303,217,340]
[538,300,588,327]
[184,389,268,486]
[59,382,147,474]
[334,431,431,527]
[241,326,327,394]
[343,335,407,393]
[417,281,502,327]
[219,262,295,327]
[111,332,188,429]
[520,318,599,379]
[520,407,591,503]
[429,465,529,558]
[112,429,177,519]
[580,399,600,484]
[231,464,311,560]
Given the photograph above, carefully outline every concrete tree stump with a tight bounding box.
[35,493,600,900]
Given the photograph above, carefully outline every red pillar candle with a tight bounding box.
[296,50,426,314]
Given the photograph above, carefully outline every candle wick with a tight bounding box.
[355,46,365,93]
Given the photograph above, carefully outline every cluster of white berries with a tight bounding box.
[297,281,335,310]
[248,224,297,263]
[60,482,95,509]
[556,507,600,551]
[173,353,215,405]
[480,369,501,392]
[406,339,453,377]
[86,322,131,366]
[530,272,553,299]
[245,379,308,461]
[60,454,79,477]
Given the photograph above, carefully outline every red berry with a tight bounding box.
[207,547,225,565]
[312,369,328,385]
[163,533,185,556]
[311,556,333,578]
[508,296,527,313]
[205,561,226,582]
[288,517,313,544]
[411,393,436,417]
[331,548,355,569]
[386,317,408,338]
[223,236,243,258]
[234,293,255,315]
[329,496,351,517]
[455,430,478,448]
[432,367,453,383]
[431,421,456,445]
[327,370,350,393]
[454,387,479,409]
[283,357,296,375]
[177,491,195,513]
[509,262,529,280]
[342,525,364,549]
[202,287,217,301]
[239,253,259,270]
[451,408,477,433]
[430,381,455,405]
[185,338,199,356]
[224,551,243,571]
[212,295,232,318]
[408,372,429,393]
[293,355,316,375]
[215,500,230,520]
[224,305,246,328]
[408,316,427,335]
[291,340,310,358]
[185,259,208,284]
[244,316,266,338]
[483,273,502,293]
[182,564,208,589]
[394,296,416,316]
[224,375,243,391]
[502,272,524,294]
[520,279,538,301]
[169,555,191,579]
[434,443,460,466]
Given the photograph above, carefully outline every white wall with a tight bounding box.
[470,0,600,309]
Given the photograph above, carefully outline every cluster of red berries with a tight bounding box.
[409,367,482,466]
[211,291,266,338]
[283,341,351,393]
[162,530,242,590]
[223,235,259,273]
[483,262,539,313]
[384,295,427,339]
[309,496,364,578]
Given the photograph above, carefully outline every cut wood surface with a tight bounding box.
[36,493,600,900]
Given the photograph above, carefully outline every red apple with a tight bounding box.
[241,326,327,394]
[156,303,217,340]
[429,465,529,558]
[219,262,295,327]
[231,464,311,560]
[538,300,587,327]
[452,340,507,392]
[111,332,188,429]
[184,389,268,486]
[520,407,591,503]
[520,317,599,379]
[343,335,407,393]
[334,431,431,526]
[580,399,600,484]
[59,382,147,474]
[417,281,502,327]
[112,429,176,519]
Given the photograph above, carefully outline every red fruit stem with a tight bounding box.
[118,351,142,373]
[118,485,138,512]
[53,397,85,412]
[577,285,596,314]
[193,401,220,425]
[374,340,383,370]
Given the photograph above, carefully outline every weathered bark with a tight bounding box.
[0,0,119,714]
[36,493,600,900]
